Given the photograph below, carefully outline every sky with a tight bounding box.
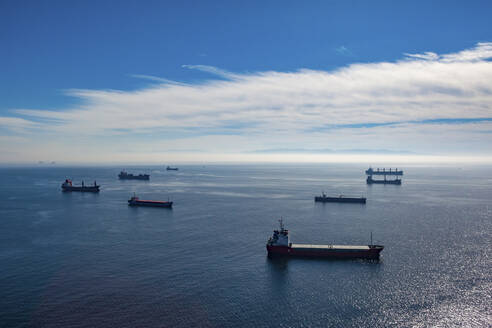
[1,0,492,164]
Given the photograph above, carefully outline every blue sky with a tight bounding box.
[1,1,492,163]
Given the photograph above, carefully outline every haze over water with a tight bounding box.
[0,164,491,327]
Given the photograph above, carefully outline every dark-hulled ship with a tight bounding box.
[128,194,172,208]
[266,220,383,259]
[118,171,150,180]
[166,166,178,171]
[61,179,100,192]
[365,167,403,175]
[315,192,366,204]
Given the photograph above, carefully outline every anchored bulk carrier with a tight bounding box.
[266,220,383,259]
[315,192,366,204]
[61,179,100,192]
[118,171,150,180]
[365,167,403,175]
[365,167,403,185]
[128,194,172,208]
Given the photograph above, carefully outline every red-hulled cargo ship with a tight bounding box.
[266,220,383,259]
[128,194,172,208]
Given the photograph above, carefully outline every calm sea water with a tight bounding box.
[0,164,491,327]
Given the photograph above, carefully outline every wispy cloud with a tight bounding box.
[404,51,439,61]
[130,74,188,85]
[0,116,40,133]
[181,64,237,79]
[1,43,492,162]
[405,42,492,62]
[441,42,492,62]
[335,45,354,57]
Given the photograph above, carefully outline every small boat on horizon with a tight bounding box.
[128,194,173,208]
[61,179,100,192]
[166,166,178,171]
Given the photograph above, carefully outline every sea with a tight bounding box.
[0,164,491,327]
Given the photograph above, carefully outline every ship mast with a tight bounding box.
[279,218,284,231]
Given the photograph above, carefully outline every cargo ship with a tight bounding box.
[61,179,100,192]
[166,166,178,171]
[366,176,401,185]
[365,167,403,175]
[118,171,150,180]
[315,192,366,204]
[266,220,383,259]
[128,194,172,208]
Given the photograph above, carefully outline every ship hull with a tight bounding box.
[267,245,383,259]
[128,200,173,208]
[62,186,100,192]
[315,197,366,203]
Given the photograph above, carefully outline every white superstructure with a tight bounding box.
[268,219,290,246]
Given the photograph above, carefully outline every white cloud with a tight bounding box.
[0,116,40,134]
[441,42,492,62]
[404,43,492,62]
[1,43,492,163]
[0,117,38,127]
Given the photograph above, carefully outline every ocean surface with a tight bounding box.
[0,164,491,327]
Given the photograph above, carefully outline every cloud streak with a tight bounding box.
[181,64,237,79]
[1,43,492,162]
[130,74,188,86]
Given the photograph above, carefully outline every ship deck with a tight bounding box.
[291,244,370,250]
